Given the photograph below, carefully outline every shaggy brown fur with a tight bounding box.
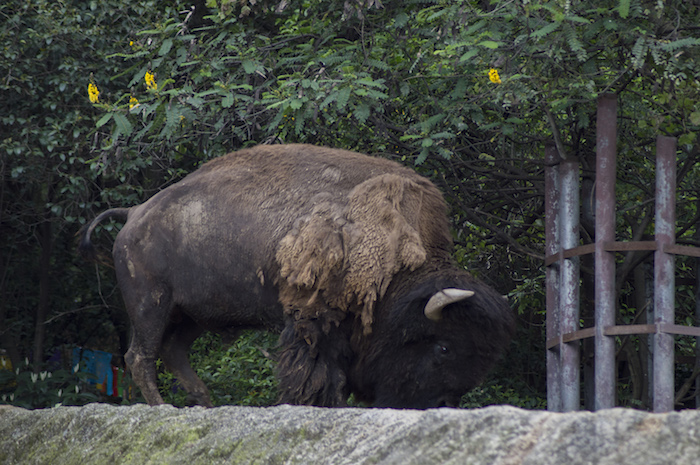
[276,173,447,333]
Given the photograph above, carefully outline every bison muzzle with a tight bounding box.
[79,144,515,409]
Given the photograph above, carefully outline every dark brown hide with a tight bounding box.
[79,144,514,408]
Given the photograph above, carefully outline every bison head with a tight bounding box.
[349,269,515,409]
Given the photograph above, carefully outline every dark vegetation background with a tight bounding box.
[1,0,699,409]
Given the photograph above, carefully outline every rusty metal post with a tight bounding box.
[653,136,677,412]
[696,197,700,408]
[594,94,617,410]
[545,143,562,412]
[560,156,580,411]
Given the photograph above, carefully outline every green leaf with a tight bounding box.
[618,0,630,19]
[394,12,408,28]
[460,49,479,63]
[161,106,182,138]
[421,113,445,133]
[336,87,351,111]
[265,99,287,110]
[531,22,560,39]
[353,103,370,123]
[159,38,173,56]
[416,147,429,165]
[187,96,206,109]
[478,40,500,49]
[690,111,700,126]
[356,77,386,88]
[222,94,234,108]
[660,37,700,52]
[112,113,133,136]
[95,113,113,128]
[431,131,455,140]
[565,15,591,24]
[242,60,257,74]
[631,37,647,69]
[678,132,696,146]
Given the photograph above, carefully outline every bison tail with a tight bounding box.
[77,208,130,262]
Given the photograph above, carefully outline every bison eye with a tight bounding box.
[435,344,450,357]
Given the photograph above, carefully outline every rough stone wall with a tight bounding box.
[1,403,699,464]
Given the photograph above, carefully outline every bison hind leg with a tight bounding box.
[276,317,353,407]
[122,288,172,406]
[160,316,213,407]
[125,345,164,406]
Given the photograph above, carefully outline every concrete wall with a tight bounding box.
[2,403,699,464]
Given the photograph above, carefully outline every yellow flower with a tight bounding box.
[489,68,502,84]
[145,70,157,91]
[129,96,139,109]
[87,82,100,103]
[129,40,134,47]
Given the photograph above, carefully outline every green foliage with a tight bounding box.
[0,358,99,409]
[0,0,174,370]
[157,331,278,407]
[461,378,546,410]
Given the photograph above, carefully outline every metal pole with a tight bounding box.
[594,94,617,410]
[653,135,676,412]
[696,197,700,409]
[545,143,562,412]
[560,157,580,411]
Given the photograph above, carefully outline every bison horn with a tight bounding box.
[424,288,475,321]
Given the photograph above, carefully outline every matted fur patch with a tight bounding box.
[276,174,428,334]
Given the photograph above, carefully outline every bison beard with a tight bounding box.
[79,144,515,409]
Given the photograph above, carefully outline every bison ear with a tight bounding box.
[424,288,474,321]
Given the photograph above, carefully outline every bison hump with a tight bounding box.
[276,174,428,333]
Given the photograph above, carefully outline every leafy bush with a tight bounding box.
[461,379,546,410]
[157,330,278,407]
[0,358,99,409]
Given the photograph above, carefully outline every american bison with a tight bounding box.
[80,144,514,408]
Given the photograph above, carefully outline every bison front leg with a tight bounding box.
[276,316,353,407]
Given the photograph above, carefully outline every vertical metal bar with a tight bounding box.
[545,143,562,412]
[594,94,617,410]
[645,262,655,407]
[560,156,580,411]
[696,197,700,408]
[653,135,677,412]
